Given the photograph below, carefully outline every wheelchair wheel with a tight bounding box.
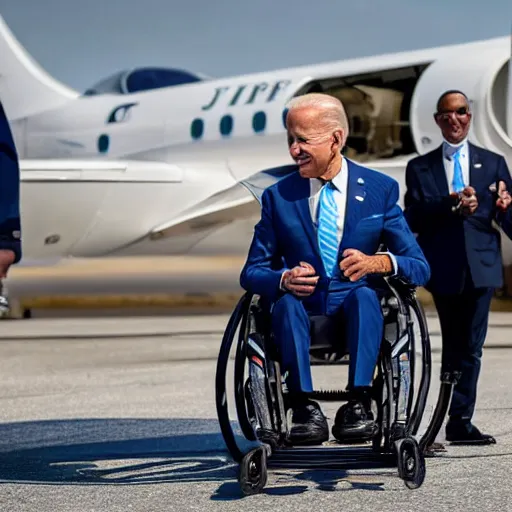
[371,361,386,452]
[405,295,432,437]
[383,281,432,446]
[396,437,426,490]
[378,341,396,452]
[239,446,268,496]
[215,293,253,463]
[234,301,257,442]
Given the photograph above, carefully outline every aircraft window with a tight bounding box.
[252,111,266,133]
[84,68,206,96]
[83,71,125,96]
[125,68,202,93]
[98,134,110,153]
[220,115,233,136]
[190,118,204,140]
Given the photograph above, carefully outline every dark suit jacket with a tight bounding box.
[0,101,21,264]
[240,159,430,314]
[404,142,512,295]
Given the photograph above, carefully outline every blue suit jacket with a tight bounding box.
[240,159,430,314]
[404,142,512,295]
[0,101,22,264]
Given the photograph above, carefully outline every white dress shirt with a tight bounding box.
[443,138,469,192]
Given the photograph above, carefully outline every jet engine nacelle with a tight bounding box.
[409,43,512,162]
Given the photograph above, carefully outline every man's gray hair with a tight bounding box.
[286,93,349,137]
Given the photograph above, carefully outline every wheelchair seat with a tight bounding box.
[308,314,348,363]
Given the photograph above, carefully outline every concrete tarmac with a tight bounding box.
[0,313,512,511]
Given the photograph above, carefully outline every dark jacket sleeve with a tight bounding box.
[403,159,459,234]
[0,101,22,264]
[239,187,285,301]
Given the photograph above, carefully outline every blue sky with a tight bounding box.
[2,0,511,92]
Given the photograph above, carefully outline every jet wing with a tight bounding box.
[148,164,298,240]
[18,158,297,260]
[148,183,260,240]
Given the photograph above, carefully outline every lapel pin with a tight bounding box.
[474,163,482,168]
[355,195,364,201]
[357,178,365,184]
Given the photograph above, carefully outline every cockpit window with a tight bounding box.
[83,67,205,96]
[124,68,202,93]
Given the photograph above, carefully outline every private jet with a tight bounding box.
[1,16,511,270]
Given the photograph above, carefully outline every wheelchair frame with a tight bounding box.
[215,277,457,495]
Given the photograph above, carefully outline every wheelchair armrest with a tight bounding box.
[385,276,417,295]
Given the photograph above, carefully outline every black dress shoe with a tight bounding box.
[446,422,496,445]
[288,400,329,446]
[332,393,378,443]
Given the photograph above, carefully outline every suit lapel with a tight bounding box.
[339,160,365,252]
[430,146,450,196]
[468,143,486,190]
[294,176,322,260]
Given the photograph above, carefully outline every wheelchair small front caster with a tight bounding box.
[396,437,425,489]
[238,446,268,496]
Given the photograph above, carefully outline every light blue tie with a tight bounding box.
[317,182,339,277]
[452,148,464,193]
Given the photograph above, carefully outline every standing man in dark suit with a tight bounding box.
[404,90,512,445]
[0,100,22,278]
[240,93,430,445]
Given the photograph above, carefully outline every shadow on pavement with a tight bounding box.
[0,418,238,485]
[0,417,394,499]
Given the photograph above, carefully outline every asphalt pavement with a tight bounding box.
[0,312,511,511]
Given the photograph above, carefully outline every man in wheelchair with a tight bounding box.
[240,93,430,446]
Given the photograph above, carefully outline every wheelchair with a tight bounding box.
[215,167,457,495]
[216,278,461,495]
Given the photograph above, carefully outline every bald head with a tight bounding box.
[286,93,349,142]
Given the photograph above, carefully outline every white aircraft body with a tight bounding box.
[1,16,512,266]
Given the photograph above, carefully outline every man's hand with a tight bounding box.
[340,249,392,282]
[0,250,15,278]
[282,261,319,297]
[496,180,512,211]
[459,186,478,216]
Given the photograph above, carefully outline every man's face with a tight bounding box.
[286,107,342,179]
[434,93,472,144]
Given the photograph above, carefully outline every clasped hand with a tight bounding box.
[495,180,512,211]
[454,181,512,216]
[454,186,478,216]
[282,250,392,296]
[281,261,319,297]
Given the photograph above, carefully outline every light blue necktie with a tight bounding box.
[452,147,464,193]
[317,182,339,277]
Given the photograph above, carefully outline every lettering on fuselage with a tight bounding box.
[201,80,291,111]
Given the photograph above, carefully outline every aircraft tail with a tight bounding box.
[0,15,78,120]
